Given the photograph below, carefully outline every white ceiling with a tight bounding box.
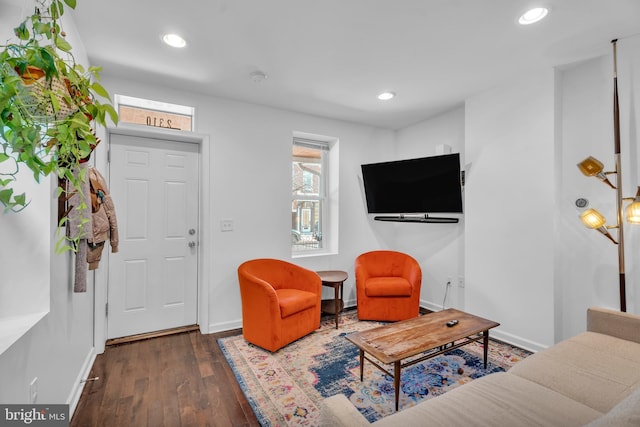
[10,1,640,129]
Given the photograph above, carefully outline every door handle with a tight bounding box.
[188,241,196,248]
[189,228,196,235]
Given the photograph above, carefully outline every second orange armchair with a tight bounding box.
[355,250,422,321]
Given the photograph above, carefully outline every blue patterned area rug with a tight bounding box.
[217,310,531,426]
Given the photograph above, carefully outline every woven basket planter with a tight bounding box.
[17,66,79,122]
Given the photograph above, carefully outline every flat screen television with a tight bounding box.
[361,153,463,221]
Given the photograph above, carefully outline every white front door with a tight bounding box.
[107,134,199,339]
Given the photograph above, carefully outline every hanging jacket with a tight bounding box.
[87,167,119,270]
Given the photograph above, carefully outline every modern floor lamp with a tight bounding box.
[577,39,640,313]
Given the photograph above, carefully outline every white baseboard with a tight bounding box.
[213,300,555,346]
[208,319,242,334]
[67,347,97,417]
[490,329,547,353]
[419,300,547,353]
[343,298,357,309]
[211,300,547,353]
[421,299,446,312]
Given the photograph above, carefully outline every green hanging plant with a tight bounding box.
[0,0,118,251]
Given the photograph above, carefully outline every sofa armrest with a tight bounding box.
[320,394,370,427]
[587,307,640,344]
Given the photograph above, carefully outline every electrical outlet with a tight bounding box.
[220,219,234,232]
[458,276,465,288]
[29,377,38,404]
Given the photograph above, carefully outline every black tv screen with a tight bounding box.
[361,153,463,214]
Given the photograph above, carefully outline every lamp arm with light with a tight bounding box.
[624,187,640,224]
[579,208,618,244]
[577,156,617,189]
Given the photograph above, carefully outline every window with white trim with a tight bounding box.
[292,137,329,253]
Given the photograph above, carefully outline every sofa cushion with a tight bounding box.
[275,289,318,318]
[584,386,640,427]
[508,331,640,413]
[371,372,602,427]
[365,277,412,297]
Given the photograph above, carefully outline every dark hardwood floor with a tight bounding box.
[71,329,260,427]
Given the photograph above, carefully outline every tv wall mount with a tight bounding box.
[373,214,459,224]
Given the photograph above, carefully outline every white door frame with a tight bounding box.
[93,123,211,354]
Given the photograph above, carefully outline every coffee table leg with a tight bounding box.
[394,361,401,411]
[483,331,489,369]
[359,349,364,381]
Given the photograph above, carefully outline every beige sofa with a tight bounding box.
[320,307,640,427]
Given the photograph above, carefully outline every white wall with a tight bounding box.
[0,0,50,355]
[0,168,50,351]
[0,8,96,410]
[394,107,466,311]
[465,68,557,351]
[558,37,640,340]
[94,75,396,332]
[557,55,618,339]
[619,37,640,314]
[396,72,559,352]
[358,36,640,353]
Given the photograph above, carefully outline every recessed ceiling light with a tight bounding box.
[162,33,187,48]
[518,7,549,25]
[378,92,396,101]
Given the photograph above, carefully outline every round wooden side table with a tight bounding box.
[317,270,348,329]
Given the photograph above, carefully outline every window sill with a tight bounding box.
[0,311,48,356]
[291,250,338,259]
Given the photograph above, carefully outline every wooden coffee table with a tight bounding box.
[346,308,500,411]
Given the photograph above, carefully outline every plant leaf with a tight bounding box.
[13,192,26,206]
[90,82,110,99]
[103,104,119,124]
[49,91,61,113]
[39,49,57,76]
[50,1,60,19]
[0,188,13,205]
[63,0,77,9]
[14,21,30,40]
[55,239,74,254]
[34,21,50,35]
[0,153,9,163]
[55,36,72,53]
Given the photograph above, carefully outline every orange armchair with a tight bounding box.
[355,250,422,321]
[237,258,322,352]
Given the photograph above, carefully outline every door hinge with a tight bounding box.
[107,149,111,163]
[105,303,108,316]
